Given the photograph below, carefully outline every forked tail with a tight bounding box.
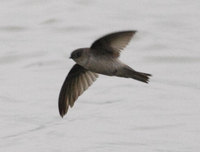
[116,66,152,83]
[129,70,151,83]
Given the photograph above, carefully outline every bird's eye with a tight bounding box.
[76,52,82,58]
[70,50,83,59]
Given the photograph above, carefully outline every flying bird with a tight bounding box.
[59,31,151,117]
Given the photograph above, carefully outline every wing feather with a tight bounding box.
[58,64,98,117]
[91,31,137,57]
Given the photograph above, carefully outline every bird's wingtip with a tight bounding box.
[59,109,66,118]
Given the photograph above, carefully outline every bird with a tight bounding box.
[58,31,151,117]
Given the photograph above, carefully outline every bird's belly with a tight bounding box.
[85,57,122,76]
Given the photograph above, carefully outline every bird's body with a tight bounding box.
[75,48,124,76]
[59,31,152,117]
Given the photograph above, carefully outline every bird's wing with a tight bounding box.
[90,31,137,58]
[58,64,98,117]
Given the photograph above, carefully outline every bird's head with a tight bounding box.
[70,49,83,60]
[70,48,88,65]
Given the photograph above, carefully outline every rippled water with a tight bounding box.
[0,0,200,152]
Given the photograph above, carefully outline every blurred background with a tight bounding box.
[0,0,200,152]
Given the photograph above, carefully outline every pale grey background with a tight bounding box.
[0,0,200,152]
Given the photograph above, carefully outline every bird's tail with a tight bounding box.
[117,66,152,83]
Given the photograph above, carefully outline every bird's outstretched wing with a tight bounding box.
[90,31,137,58]
[58,64,98,117]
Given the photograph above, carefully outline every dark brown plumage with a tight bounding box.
[59,64,98,117]
[59,31,151,117]
[91,31,137,57]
